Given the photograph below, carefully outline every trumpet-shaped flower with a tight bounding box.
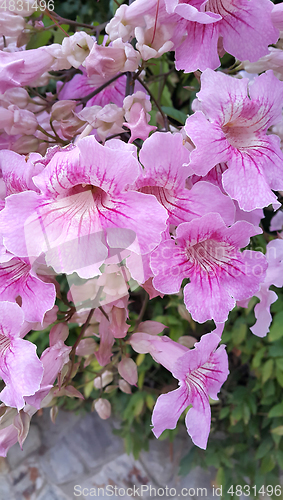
[171,0,278,73]
[130,332,229,449]
[135,132,235,225]
[0,137,167,278]
[150,213,267,323]
[185,70,283,211]
[0,302,43,410]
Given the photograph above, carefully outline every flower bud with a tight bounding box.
[93,370,113,389]
[94,398,111,419]
[51,100,77,122]
[118,357,138,385]
[4,88,29,108]
[61,32,95,69]
[49,323,69,346]
[12,135,39,154]
[119,379,131,394]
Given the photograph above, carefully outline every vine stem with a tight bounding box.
[64,308,95,387]
[136,75,169,131]
[78,73,125,106]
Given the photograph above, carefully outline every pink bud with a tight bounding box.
[13,410,31,450]
[94,398,111,419]
[76,338,97,357]
[119,379,131,394]
[12,135,39,154]
[93,370,113,389]
[4,88,29,108]
[51,100,77,121]
[49,323,69,346]
[137,320,166,335]
[110,306,129,338]
[118,357,138,385]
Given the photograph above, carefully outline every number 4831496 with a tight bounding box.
[0,0,54,10]
[227,485,282,497]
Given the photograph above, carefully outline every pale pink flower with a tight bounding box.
[0,137,167,278]
[185,70,283,211]
[0,47,55,92]
[171,0,279,72]
[135,131,235,225]
[0,302,43,410]
[77,103,125,143]
[250,239,283,337]
[130,332,229,449]
[150,213,267,323]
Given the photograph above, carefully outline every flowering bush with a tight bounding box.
[0,0,283,490]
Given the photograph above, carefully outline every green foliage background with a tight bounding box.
[25,0,283,496]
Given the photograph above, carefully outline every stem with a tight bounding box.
[78,73,125,106]
[98,306,110,322]
[125,72,135,96]
[135,75,169,131]
[51,12,107,32]
[64,308,95,386]
[132,292,149,333]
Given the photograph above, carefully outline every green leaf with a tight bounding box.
[276,449,283,469]
[268,402,283,418]
[252,347,266,369]
[271,426,283,436]
[161,106,187,124]
[269,311,283,341]
[255,438,273,460]
[219,407,230,420]
[275,358,283,371]
[262,359,274,383]
[179,448,196,476]
[260,454,276,474]
[26,31,52,50]
[276,367,283,387]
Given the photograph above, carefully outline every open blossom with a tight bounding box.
[150,213,267,323]
[0,255,56,323]
[0,302,43,410]
[185,70,283,211]
[170,0,279,72]
[0,137,167,278]
[250,239,283,337]
[135,131,235,226]
[130,332,229,449]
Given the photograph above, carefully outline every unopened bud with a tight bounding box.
[119,379,131,394]
[12,135,39,154]
[49,323,69,346]
[93,370,113,389]
[4,88,29,108]
[94,398,111,419]
[51,100,77,121]
[118,357,138,385]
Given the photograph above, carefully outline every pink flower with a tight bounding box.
[58,70,127,108]
[135,131,235,225]
[25,324,71,409]
[0,47,55,92]
[171,0,279,72]
[185,70,283,211]
[0,137,167,278]
[130,332,229,449]
[0,301,43,410]
[250,239,283,337]
[150,213,267,323]
[0,255,56,323]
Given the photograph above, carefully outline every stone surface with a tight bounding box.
[60,453,155,499]
[63,412,124,472]
[10,456,46,500]
[39,439,85,485]
[36,484,69,500]
[8,425,42,468]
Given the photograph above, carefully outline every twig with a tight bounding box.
[136,75,169,131]
[78,73,125,106]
